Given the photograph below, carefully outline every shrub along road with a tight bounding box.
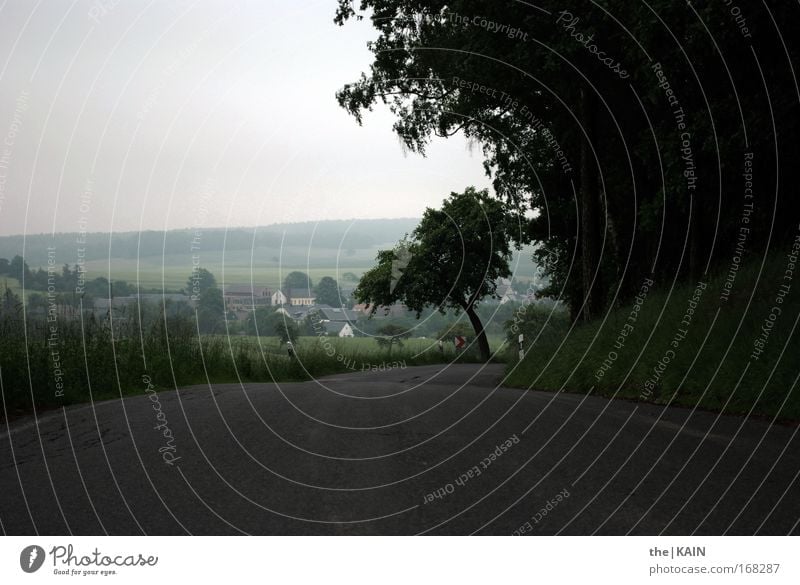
[0,364,797,535]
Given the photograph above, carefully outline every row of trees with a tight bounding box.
[0,255,135,297]
[335,1,800,321]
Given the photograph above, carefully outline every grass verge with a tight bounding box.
[505,254,800,421]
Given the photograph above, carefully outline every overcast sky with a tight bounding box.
[0,0,489,237]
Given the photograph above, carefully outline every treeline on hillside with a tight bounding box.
[335,1,800,320]
[0,218,419,266]
[0,257,135,297]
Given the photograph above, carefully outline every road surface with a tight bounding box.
[1,364,798,534]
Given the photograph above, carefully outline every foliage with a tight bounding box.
[315,276,342,306]
[335,0,800,319]
[284,271,313,292]
[186,267,217,298]
[197,287,224,333]
[355,187,527,360]
[267,312,299,345]
[375,323,411,353]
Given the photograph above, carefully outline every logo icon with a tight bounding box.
[20,545,45,573]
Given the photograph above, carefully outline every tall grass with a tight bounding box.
[0,312,485,418]
[505,255,800,420]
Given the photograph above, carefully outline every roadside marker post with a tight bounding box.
[518,333,524,360]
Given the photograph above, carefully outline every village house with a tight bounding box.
[323,321,355,337]
[313,306,360,323]
[286,288,316,306]
[223,284,271,312]
[271,289,288,306]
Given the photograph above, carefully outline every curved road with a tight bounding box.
[1,364,798,535]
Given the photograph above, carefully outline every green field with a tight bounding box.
[75,245,540,290]
[77,246,378,289]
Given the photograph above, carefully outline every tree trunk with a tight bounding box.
[463,303,490,362]
[579,86,603,322]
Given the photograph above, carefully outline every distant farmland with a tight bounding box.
[1,218,540,291]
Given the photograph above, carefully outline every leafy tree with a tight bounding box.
[196,287,224,333]
[355,187,526,361]
[0,258,9,274]
[315,276,341,306]
[342,271,358,282]
[186,268,216,299]
[0,286,22,318]
[283,271,312,292]
[247,307,278,336]
[8,255,29,283]
[375,323,411,355]
[112,280,132,296]
[267,312,299,345]
[84,277,110,297]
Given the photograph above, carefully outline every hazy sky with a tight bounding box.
[0,0,490,237]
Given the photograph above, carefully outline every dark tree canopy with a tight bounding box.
[284,271,313,292]
[186,267,216,299]
[268,312,299,345]
[196,287,224,333]
[336,1,800,320]
[315,276,342,307]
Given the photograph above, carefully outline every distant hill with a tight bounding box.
[0,218,539,290]
[0,218,421,267]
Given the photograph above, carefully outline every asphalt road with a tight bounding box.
[1,364,798,535]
